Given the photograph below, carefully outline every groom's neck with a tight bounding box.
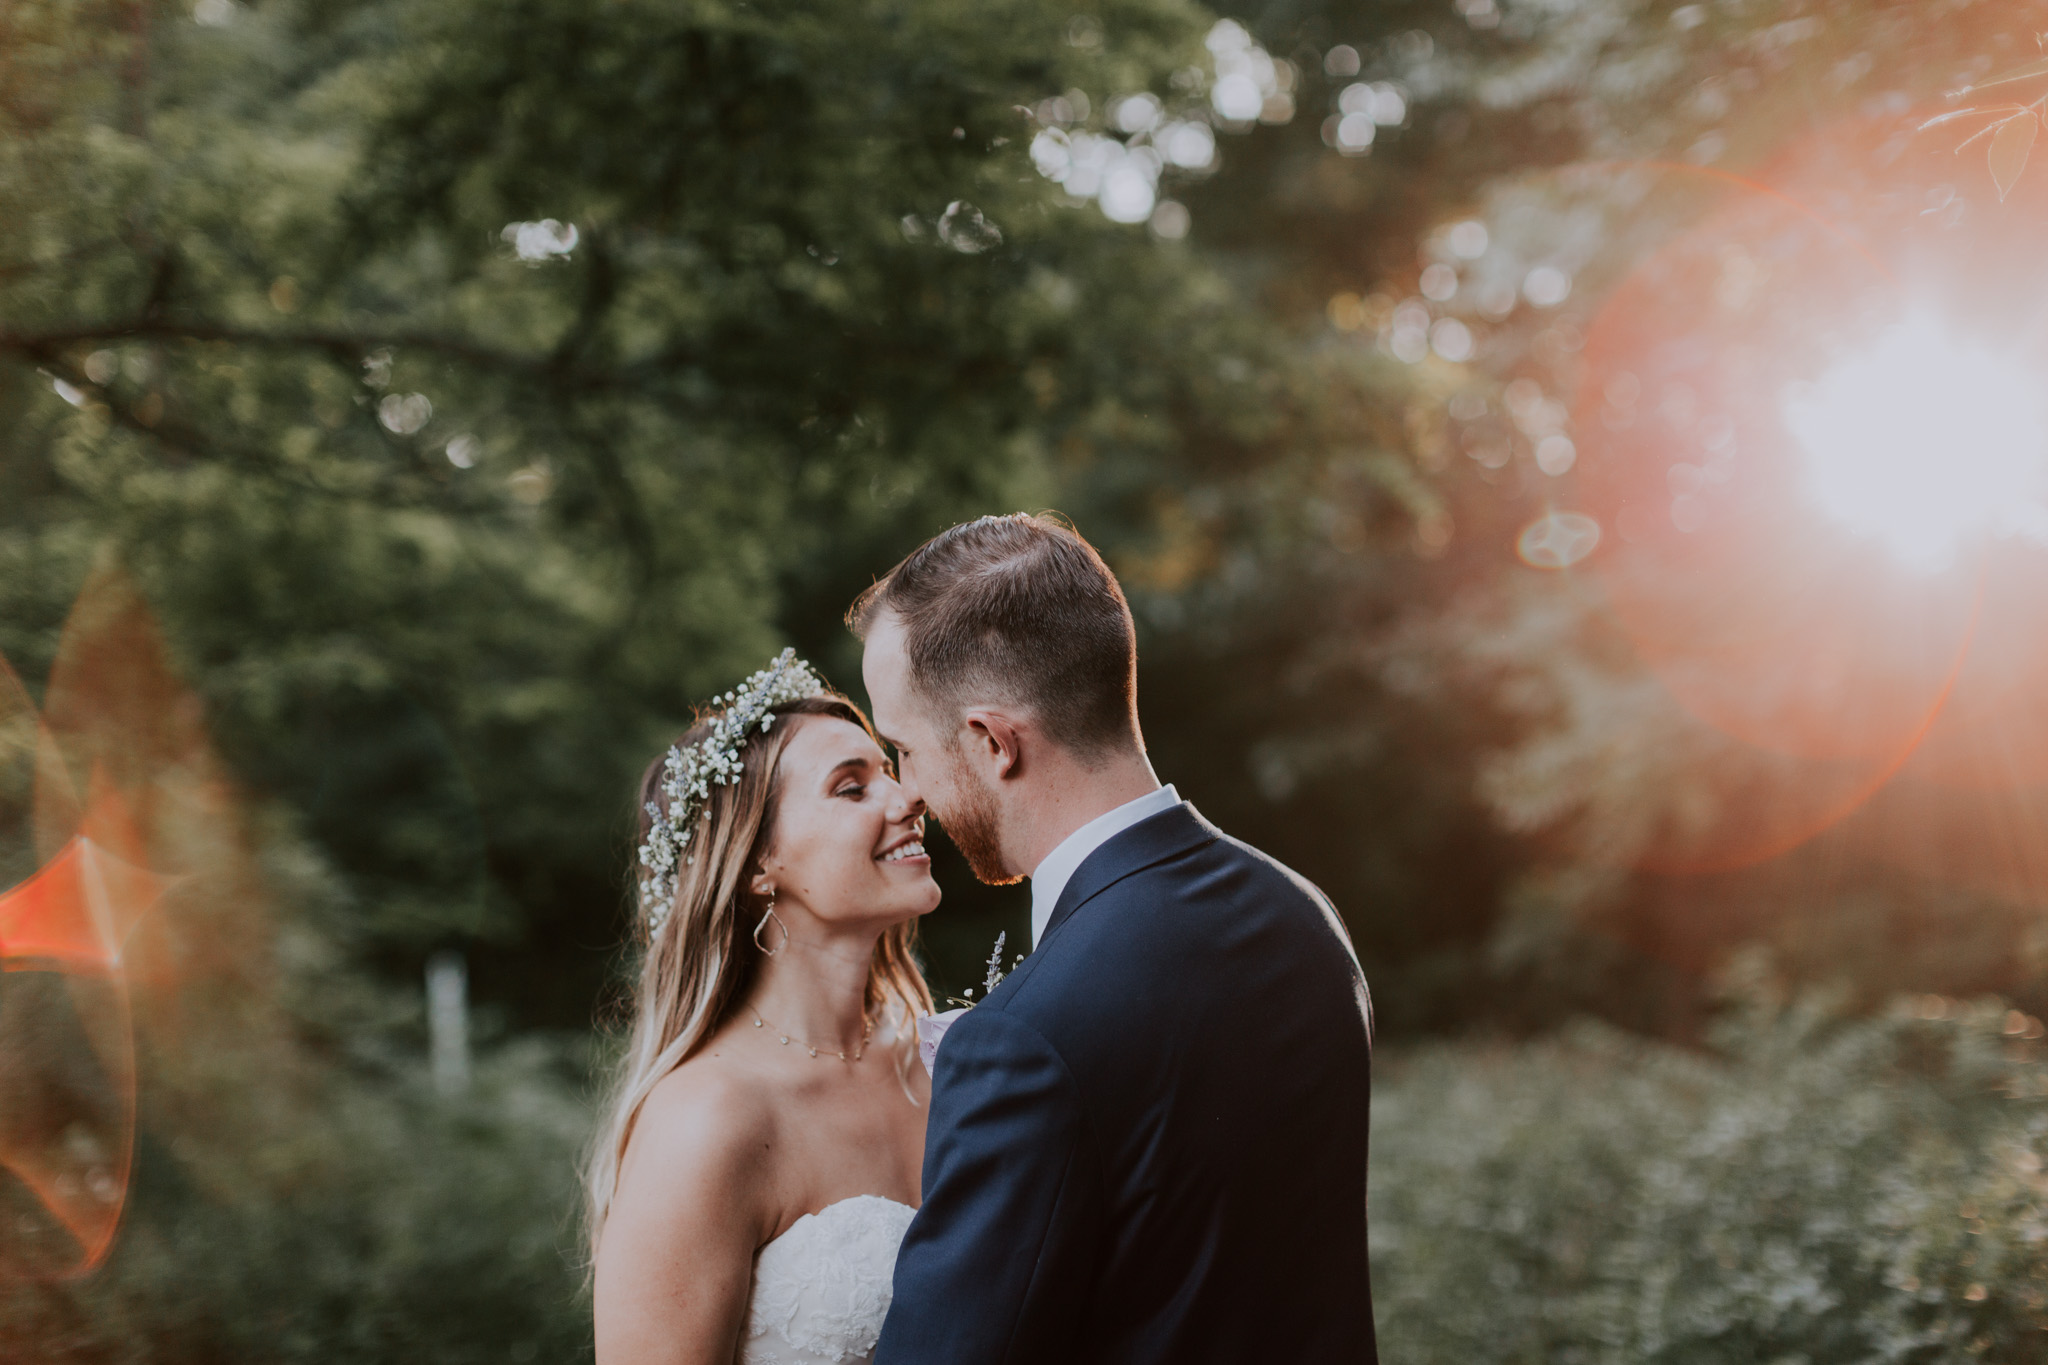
[1007,746,1163,878]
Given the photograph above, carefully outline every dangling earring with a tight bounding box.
[753,890,789,956]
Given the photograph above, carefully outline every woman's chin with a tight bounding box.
[878,856,937,893]
[855,882,941,926]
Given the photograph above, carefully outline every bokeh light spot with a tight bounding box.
[1523,266,1571,308]
[1330,112,1375,154]
[1535,434,1576,476]
[937,201,1003,252]
[1158,121,1216,170]
[1430,318,1474,362]
[1149,200,1191,240]
[1517,511,1601,568]
[1447,220,1489,259]
[500,219,577,262]
[1098,166,1157,224]
[1112,93,1162,134]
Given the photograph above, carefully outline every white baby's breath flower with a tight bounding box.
[638,649,829,932]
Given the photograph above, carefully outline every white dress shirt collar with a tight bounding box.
[1028,784,1180,947]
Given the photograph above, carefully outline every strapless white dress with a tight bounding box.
[739,1195,916,1365]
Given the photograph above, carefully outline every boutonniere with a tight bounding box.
[917,932,1023,1076]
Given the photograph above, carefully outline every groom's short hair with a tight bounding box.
[848,513,1140,759]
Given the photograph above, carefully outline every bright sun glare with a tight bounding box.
[1783,316,2048,571]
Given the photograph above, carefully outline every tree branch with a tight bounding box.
[27,345,459,510]
[0,316,532,371]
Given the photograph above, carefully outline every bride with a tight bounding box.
[587,652,939,1365]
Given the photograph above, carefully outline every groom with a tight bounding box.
[853,514,1377,1363]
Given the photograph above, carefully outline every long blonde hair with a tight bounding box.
[583,693,932,1261]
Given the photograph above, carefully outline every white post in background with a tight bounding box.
[427,950,470,1097]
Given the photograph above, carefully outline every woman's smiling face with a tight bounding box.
[754,714,939,933]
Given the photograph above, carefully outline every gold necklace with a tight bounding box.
[748,1006,874,1062]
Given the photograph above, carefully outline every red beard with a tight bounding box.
[938,756,1020,886]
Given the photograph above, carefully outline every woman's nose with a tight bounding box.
[884,776,925,823]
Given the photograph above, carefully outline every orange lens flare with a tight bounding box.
[0,562,234,1279]
[0,973,134,1279]
[0,785,171,974]
[0,789,148,1277]
[1567,107,2048,872]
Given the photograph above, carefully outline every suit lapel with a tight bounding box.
[1041,803,1218,944]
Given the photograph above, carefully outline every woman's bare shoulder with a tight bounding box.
[594,1047,779,1357]
[624,1047,779,1189]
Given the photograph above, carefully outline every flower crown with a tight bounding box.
[638,648,829,931]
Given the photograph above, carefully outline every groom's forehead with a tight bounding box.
[863,607,908,653]
[861,615,912,689]
[858,619,911,738]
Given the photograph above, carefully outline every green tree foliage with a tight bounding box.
[1373,983,2048,1360]
[0,0,1386,1010]
[0,1023,595,1363]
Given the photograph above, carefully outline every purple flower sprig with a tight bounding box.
[918,931,1025,1076]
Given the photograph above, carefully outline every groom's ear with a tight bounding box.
[962,709,1024,780]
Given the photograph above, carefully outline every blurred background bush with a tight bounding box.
[6,0,2048,1356]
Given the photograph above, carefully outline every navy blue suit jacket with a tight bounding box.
[875,802,1377,1364]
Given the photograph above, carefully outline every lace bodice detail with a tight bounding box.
[740,1195,915,1365]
